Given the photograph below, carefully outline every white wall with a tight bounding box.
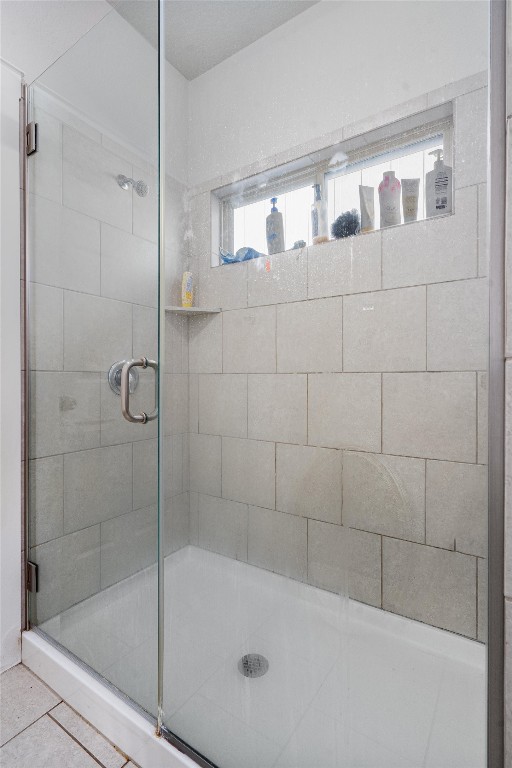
[37,9,189,184]
[0,61,22,672]
[1,2,189,185]
[187,0,488,186]
[0,0,110,84]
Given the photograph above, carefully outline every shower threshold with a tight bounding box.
[25,546,485,768]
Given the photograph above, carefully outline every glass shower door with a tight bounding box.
[159,1,489,767]
[26,2,163,718]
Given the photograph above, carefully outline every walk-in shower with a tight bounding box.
[22,1,500,766]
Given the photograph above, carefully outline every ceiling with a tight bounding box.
[108,0,318,80]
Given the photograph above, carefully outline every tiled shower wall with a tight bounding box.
[186,74,489,641]
[27,89,190,623]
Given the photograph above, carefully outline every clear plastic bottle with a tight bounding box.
[311,184,329,244]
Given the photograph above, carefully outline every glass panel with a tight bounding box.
[160,1,489,766]
[24,0,491,764]
[27,4,162,718]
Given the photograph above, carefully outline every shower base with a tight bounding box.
[33,545,484,768]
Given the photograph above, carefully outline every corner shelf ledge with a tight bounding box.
[165,306,221,315]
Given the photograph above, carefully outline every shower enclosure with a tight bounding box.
[23,1,497,766]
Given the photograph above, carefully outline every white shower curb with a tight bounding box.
[22,631,198,768]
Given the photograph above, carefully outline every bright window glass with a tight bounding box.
[328,139,443,230]
[232,137,444,255]
[233,184,313,254]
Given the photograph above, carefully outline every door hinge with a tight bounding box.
[26,561,38,593]
[25,122,37,156]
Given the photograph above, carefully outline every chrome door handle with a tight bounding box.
[120,357,158,424]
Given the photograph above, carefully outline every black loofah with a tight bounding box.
[331,209,361,239]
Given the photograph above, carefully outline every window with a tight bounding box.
[327,135,444,230]
[233,185,313,254]
[212,104,453,265]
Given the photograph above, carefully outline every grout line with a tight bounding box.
[380,373,383,453]
[274,304,278,373]
[61,287,65,373]
[273,439,277,511]
[246,373,249,439]
[29,439,489,468]
[29,365,487,375]
[425,284,428,370]
[220,435,223,501]
[306,517,310,583]
[99,221,102,298]
[195,485,479,557]
[27,278,158,310]
[306,374,309,445]
[380,534,383,608]
[47,709,118,768]
[380,228,383,290]
[0,710,57,749]
[202,272,484,310]
[220,311,224,374]
[340,450,344,526]
[340,295,344,373]
[59,122,64,206]
[475,371,479,463]
[424,459,427,545]
[475,555,479,640]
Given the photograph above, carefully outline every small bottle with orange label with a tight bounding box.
[181,272,193,307]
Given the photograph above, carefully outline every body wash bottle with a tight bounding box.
[266,197,285,254]
[359,185,375,232]
[311,183,329,244]
[378,171,401,228]
[426,149,452,218]
[401,178,420,223]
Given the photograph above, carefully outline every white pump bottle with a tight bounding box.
[426,149,452,218]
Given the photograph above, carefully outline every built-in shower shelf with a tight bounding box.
[165,306,221,315]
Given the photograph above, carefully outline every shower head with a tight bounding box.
[133,179,149,197]
[116,174,149,197]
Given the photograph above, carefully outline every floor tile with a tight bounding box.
[0,715,100,767]
[0,665,60,746]
[50,702,127,768]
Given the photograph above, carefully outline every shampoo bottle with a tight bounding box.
[266,197,285,255]
[426,149,452,218]
[378,171,401,228]
[181,271,193,307]
[311,183,329,244]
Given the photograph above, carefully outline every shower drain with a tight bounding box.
[238,654,269,678]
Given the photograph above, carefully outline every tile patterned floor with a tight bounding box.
[0,664,138,768]
[36,545,487,768]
